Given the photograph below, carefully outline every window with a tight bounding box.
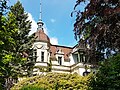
[58,57,62,65]
[77,55,79,62]
[33,49,37,62]
[38,24,42,29]
[80,54,84,62]
[41,51,44,62]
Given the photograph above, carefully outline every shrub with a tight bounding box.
[11,73,93,90]
[21,85,44,90]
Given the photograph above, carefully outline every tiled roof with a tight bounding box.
[50,45,73,61]
[35,29,50,43]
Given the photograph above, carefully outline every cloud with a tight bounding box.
[50,19,56,23]
[50,37,58,45]
[27,13,37,35]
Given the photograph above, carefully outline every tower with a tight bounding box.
[33,0,50,66]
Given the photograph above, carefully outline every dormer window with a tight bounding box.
[58,56,62,65]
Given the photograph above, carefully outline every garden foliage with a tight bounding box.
[11,73,93,90]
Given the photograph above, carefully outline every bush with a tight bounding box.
[11,73,93,90]
[21,85,44,90]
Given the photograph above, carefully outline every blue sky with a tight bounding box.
[8,0,79,46]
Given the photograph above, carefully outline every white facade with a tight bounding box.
[33,39,92,76]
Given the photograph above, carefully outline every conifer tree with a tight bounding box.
[9,1,35,76]
[10,1,33,54]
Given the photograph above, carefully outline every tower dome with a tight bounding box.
[35,29,50,43]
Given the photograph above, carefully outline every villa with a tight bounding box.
[32,18,94,76]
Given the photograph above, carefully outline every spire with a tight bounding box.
[37,0,44,30]
[39,0,42,21]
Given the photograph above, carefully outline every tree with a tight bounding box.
[0,0,16,89]
[90,54,120,90]
[72,1,120,89]
[72,0,120,62]
[0,0,8,20]
[0,0,8,54]
[0,1,35,89]
[9,0,35,77]
[0,11,18,90]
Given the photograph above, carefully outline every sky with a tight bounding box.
[8,0,79,46]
